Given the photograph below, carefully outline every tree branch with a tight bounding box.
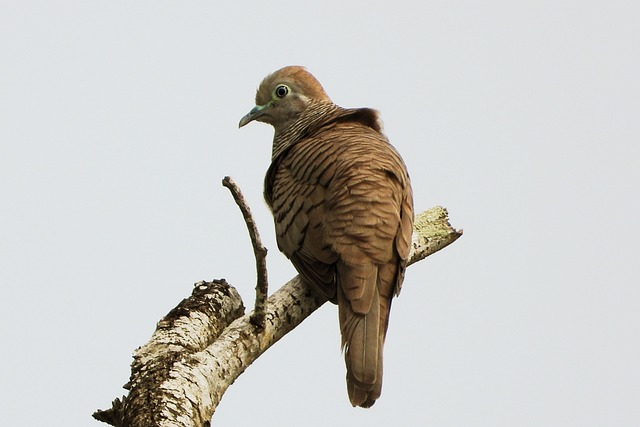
[94,203,462,427]
[221,176,268,329]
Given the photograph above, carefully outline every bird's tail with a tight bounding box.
[338,286,385,408]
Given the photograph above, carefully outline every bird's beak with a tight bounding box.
[238,104,268,128]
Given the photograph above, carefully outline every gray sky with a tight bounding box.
[2,1,639,426]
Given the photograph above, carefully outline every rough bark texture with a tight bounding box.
[94,206,462,427]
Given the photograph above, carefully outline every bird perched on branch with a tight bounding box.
[239,66,414,408]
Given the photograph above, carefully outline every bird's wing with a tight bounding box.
[267,140,340,300]
[267,118,412,304]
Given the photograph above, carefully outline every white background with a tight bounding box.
[1,1,639,426]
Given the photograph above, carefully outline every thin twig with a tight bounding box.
[222,176,269,329]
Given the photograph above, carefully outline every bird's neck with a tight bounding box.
[271,101,342,161]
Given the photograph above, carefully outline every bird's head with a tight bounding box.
[239,66,332,131]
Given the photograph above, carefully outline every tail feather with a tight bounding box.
[339,284,383,407]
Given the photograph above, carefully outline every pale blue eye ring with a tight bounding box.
[275,85,289,98]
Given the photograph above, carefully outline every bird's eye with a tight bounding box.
[275,85,289,98]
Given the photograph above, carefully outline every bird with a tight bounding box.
[239,66,414,408]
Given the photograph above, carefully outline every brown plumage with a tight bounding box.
[239,66,414,408]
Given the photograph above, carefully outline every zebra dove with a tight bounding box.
[239,66,414,408]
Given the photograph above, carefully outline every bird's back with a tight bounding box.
[266,111,412,296]
[265,111,413,406]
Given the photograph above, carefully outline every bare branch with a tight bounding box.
[222,176,269,329]
[93,280,245,427]
[408,206,463,266]
[94,206,462,426]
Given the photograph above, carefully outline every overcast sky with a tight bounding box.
[1,1,639,426]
